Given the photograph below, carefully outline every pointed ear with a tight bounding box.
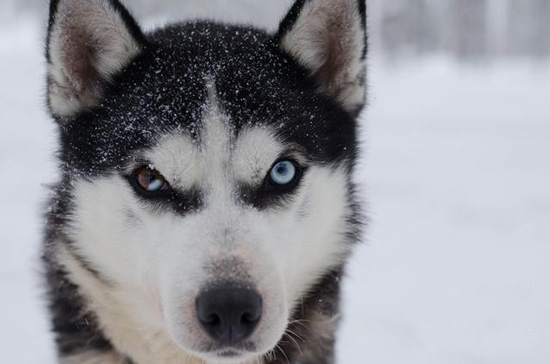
[46,0,146,119]
[277,0,367,114]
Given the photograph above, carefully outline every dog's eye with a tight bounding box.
[269,160,298,186]
[135,166,167,193]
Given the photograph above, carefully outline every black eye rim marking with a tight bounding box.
[238,157,308,210]
[125,158,306,212]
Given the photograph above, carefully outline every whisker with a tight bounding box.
[286,328,306,343]
[283,332,303,357]
[276,343,291,364]
[288,318,311,332]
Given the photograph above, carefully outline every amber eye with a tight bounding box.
[135,166,167,193]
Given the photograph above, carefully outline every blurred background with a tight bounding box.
[1,0,549,363]
[3,0,550,61]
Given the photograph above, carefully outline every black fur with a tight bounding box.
[43,0,367,362]
[43,253,113,356]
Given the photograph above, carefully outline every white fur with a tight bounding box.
[232,127,286,184]
[60,350,127,364]
[280,0,366,111]
[48,0,142,117]
[56,88,354,363]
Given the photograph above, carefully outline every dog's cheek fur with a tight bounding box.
[59,350,127,364]
[271,165,355,304]
[67,177,157,288]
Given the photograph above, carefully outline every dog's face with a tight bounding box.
[46,0,366,362]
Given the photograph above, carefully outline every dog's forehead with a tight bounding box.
[146,97,285,190]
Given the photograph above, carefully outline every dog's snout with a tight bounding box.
[196,287,262,346]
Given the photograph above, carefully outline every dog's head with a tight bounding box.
[46,0,366,361]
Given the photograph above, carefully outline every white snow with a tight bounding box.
[339,57,550,364]
[1,10,550,364]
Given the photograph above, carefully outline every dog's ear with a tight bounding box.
[46,0,146,119]
[277,0,367,114]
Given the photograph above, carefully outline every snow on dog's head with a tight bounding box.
[46,0,366,362]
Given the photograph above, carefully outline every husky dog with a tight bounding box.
[43,0,367,363]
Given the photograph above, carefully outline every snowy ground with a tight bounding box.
[1,10,550,364]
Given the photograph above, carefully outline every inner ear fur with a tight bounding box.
[46,0,146,119]
[277,0,367,114]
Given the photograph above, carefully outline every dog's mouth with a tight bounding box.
[218,349,241,357]
[197,340,257,353]
[216,348,248,358]
[196,343,261,362]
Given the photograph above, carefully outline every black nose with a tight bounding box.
[196,288,262,346]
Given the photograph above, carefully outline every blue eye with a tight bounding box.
[269,160,297,186]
